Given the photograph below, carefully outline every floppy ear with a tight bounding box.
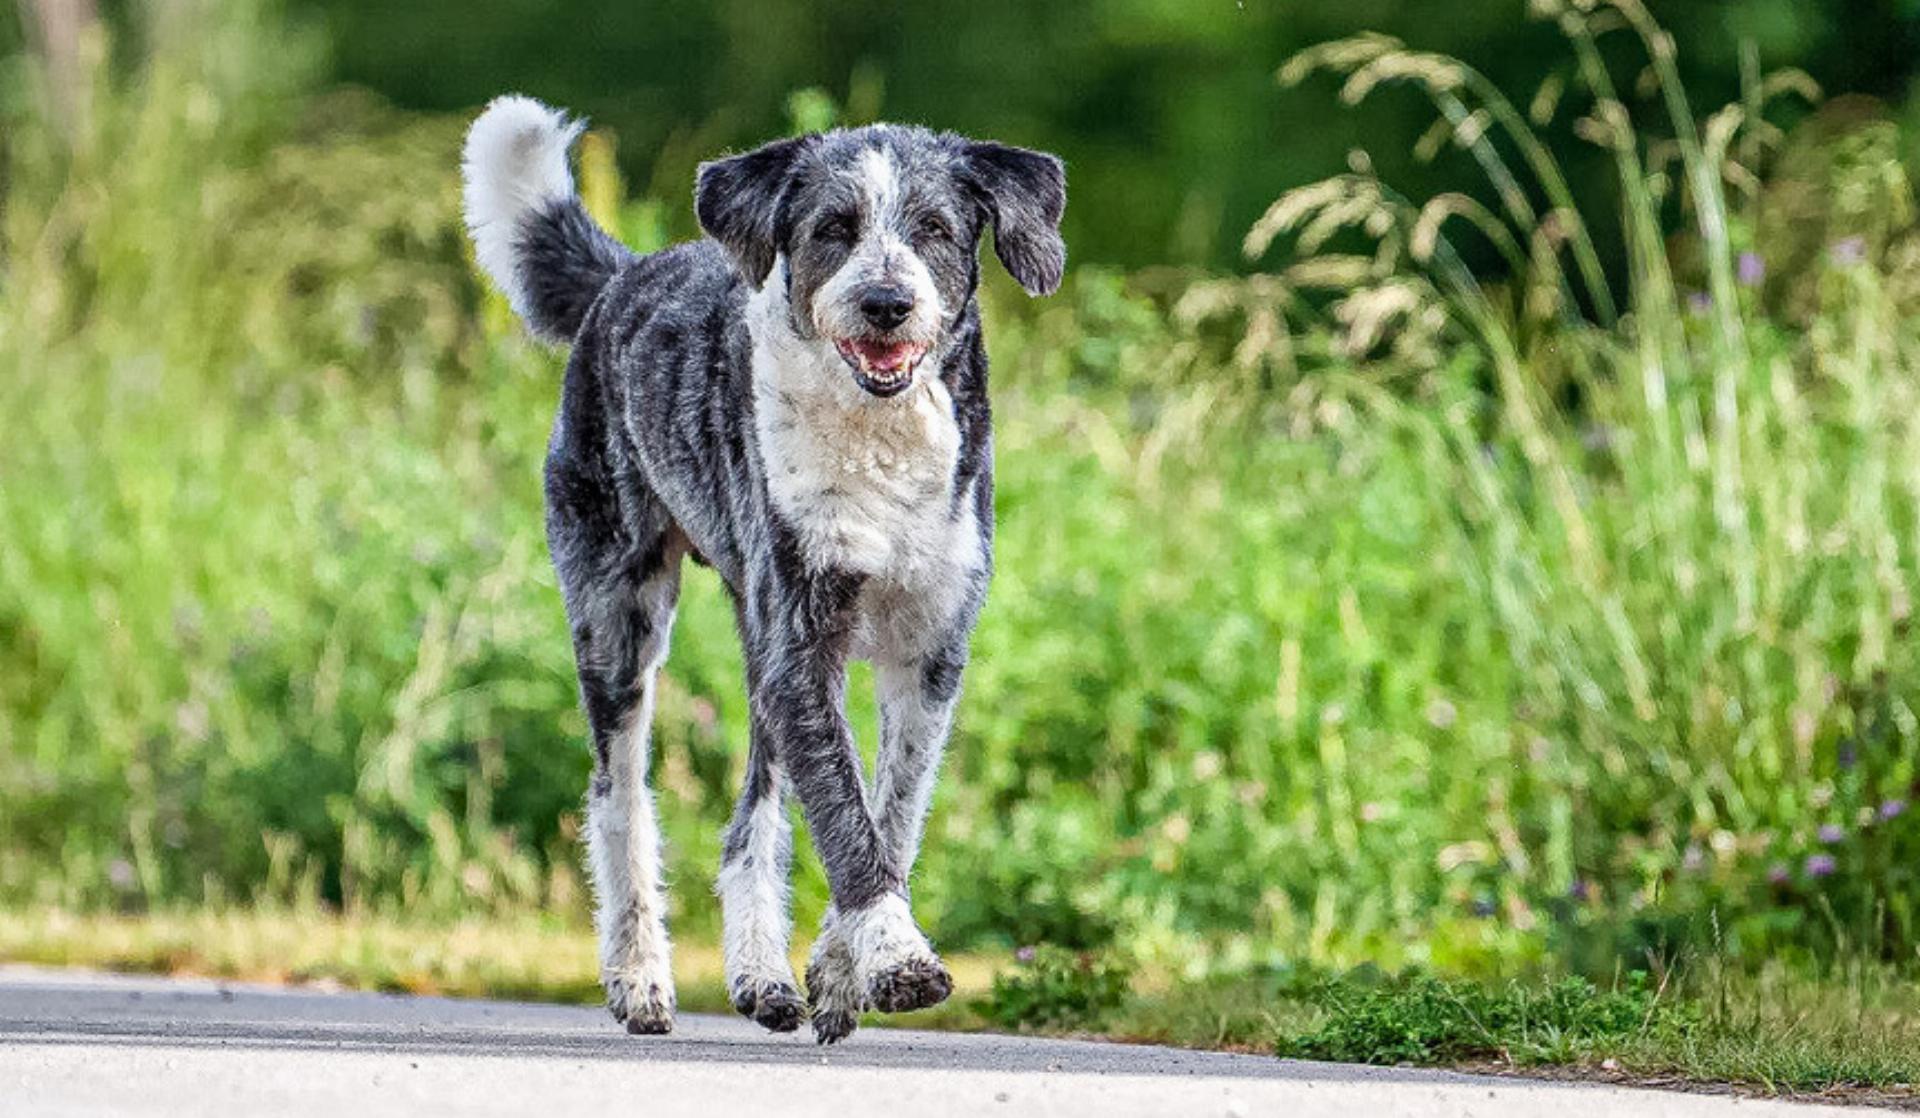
[695,135,816,287]
[965,142,1067,296]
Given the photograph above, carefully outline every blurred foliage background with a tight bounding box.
[160,0,1920,270]
[7,0,1920,990]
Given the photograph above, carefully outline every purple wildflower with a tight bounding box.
[1686,291,1712,317]
[1804,853,1838,878]
[1881,799,1908,821]
[1830,237,1868,267]
[1569,879,1592,902]
[1766,862,1791,885]
[1738,251,1766,287]
[1817,824,1845,844]
[1014,945,1037,964]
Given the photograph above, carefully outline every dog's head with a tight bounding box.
[696,125,1065,398]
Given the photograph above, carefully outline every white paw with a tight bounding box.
[717,836,801,1032]
[604,963,675,1034]
[840,894,952,1015]
[723,939,803,1034]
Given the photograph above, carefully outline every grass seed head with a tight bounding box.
[1278,32,1405,88]
[1341,52,1468,105]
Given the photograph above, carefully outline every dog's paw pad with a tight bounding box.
[732,980,804,1033]
[624,1009,674,1035]
[866,956,952,1015]
[810,1008,859,1045]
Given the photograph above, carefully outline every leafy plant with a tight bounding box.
[981,946,1133,1032]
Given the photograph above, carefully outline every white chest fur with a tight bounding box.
[748,279,985,661]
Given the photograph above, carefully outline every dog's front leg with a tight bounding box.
[744,617,950,1043]
[805,640,967,1044]
[871,639,967,874]
[716,715,804,1033]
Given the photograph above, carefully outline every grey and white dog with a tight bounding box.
[460,96,1064,1044]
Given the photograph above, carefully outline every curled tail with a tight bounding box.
[461,95,632,341]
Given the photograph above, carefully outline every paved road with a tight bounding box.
[0,967,1869,1117]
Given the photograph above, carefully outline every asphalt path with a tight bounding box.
[0,967,1871,1116]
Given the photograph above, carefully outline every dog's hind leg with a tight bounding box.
[576,552,681,1034]
[716,727,804,1032]
[551,446,685,1035]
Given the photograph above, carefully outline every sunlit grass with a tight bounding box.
[0,907,995,1028]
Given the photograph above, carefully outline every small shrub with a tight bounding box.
[981,946,1133,1032]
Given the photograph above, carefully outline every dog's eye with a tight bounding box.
[916,216,953,243]
[814,216,856,243]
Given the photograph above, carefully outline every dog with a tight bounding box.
[460,96,1065,1044]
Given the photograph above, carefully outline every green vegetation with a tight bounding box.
[6,0,1920,1100]
[1271,973,1689,1067]
[276,0,1920,270]
[982,945,1132,1032]
[979,949,1920,1100]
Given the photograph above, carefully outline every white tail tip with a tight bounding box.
[461,94,584,322]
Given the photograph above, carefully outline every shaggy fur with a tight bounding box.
[460,95,1065,1044]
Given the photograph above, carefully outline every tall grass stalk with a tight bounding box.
[1265,1,1920,962]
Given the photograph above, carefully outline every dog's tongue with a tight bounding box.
[853,339,916,372]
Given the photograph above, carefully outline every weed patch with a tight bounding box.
[1275,973,1692,1066]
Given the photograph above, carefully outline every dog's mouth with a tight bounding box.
[834,338,929,397]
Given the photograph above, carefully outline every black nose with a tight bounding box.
[859,287,914,330]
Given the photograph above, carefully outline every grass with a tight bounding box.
[1,907,613,1005]
[984,945,1920,1103]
